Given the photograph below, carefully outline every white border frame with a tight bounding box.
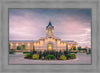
[0,0,100,73]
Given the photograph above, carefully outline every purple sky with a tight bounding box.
[9,9,91,48]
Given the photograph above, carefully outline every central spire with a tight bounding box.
[46,20,54,38]
[46,20,54,29]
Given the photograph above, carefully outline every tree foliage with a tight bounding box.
[73,46,76,50]
[17,46,21,50]
[22,45,25,50]
[78,46,82,51]
[66,46,68,51]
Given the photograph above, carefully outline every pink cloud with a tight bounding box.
[9,9,91,48]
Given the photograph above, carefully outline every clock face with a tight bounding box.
[49,30,51,35]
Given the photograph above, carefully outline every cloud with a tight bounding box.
[9,9,91,48]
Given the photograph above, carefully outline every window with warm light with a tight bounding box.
[47,43,53,51]
[28,43,30,46]
[57,40,60,44]
[22,42,24,45]
[61,42,63,46]
[10,43,13,46]
[48,30,52,36]
[16,43,18,46]
[34,42,36,46]
[37,42,39,46]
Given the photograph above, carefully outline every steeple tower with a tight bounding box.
[46,20,54,38]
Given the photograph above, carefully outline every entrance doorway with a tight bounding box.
[47,43,53,51]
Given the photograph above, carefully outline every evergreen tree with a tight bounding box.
[78,46,82,52]
[73,47,76,50]
[22,44,25,52]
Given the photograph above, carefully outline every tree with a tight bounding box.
[78,46,82,52]
[73,47,76,50]
[22,44,25,52]
[33,46,35,51]
[33,46,36,54]
[66,46,68,51]
[17,46,21,50]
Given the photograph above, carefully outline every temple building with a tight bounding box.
[9,21,78,52]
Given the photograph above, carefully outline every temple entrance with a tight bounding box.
[47,43,53,51]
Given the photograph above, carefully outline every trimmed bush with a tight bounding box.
[23,52,31,54]
[71,54,76,59]
[17,46,21,50]
[66,54,76,59]
[86,52,91,54]
[41,56,45,60]
[9,51,14,54]
[24,53,32,58]
[24,53,33,59]
[56,57,60,60]
[60,55,67,60]
[24,53,29,57]
[32,54,39,60]
[70,51,77,54]
[67,54,72,59]
[27,54,33,58]
[46,55,55,60]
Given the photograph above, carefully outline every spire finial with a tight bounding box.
[49,18,51,22]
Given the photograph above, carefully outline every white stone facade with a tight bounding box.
[9,21,78,52]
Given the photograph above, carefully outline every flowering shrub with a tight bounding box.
[67,54,72,59]
[67,54,76,59]
[46,55,55,60]
[27,54,33,58]
[60,55,67,60]
[71,54,76,59]
[56,57,60,60]
[32,54,39,60]
[24,53,29,57]
[23,51,76,60]
[41,56,45,60]
[24,53,32,59]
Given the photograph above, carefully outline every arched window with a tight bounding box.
[47,43,53,51]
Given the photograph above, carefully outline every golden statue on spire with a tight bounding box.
[49,18,51,22]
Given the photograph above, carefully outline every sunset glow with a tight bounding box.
[9,9,91,48]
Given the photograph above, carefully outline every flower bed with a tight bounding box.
[46,55,55,60]
[24,51,76,60]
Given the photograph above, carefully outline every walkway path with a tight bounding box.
[9,53,91,64]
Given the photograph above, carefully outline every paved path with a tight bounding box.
[9,53,91,64]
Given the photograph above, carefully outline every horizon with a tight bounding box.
[9,9,91,48]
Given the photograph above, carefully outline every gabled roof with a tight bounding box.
[46,21,54,29]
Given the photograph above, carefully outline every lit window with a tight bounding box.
[16,43,18,46]
[28,43,30,46]
[61,43,63,46]
[10,43,13,46]
[37,42,39,46]
[48,30,52,35]
[34,42,36,46]
[22,42,24,45]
